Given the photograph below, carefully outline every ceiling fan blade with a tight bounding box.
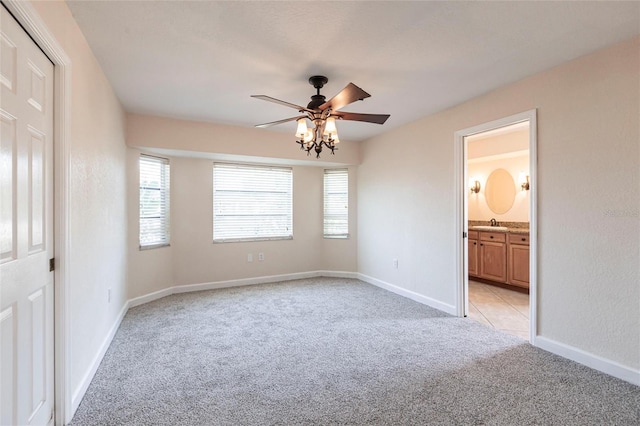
[251,95,313,113]
[333,111,390,125]
[255,115,307,128]
[318,83,371,112]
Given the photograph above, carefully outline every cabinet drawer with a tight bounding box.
[468,230,478,240]
[479,232,506,243]
[509,233,530,245]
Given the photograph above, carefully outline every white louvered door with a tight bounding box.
[0,5,55,425]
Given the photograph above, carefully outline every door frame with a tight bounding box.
[2,1,72,424]
[453,109,538,343]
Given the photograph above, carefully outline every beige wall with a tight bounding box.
[467,129,530,223]
[358,37,639,369]
[126,148,174,298]
[171,159,324,286]
[468,128,529,158]
[125,122,359,298]
[468,153,530,222]
[127,113,361,166]
[30,0,129,412]
[28,3,639,417]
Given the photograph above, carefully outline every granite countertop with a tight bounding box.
[468,220,529,235]
[507,228,530,234]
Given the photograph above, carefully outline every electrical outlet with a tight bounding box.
[247,253,253,262]
[258,252,265,261]
[107,288,112,303]
[393,258,398,269]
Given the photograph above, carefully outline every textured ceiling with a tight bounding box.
[66,1,639,142]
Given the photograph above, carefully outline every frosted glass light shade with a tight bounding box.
[296,118,307,138]
[324,117,337,135]
[304,129,314,143]
[469,178,481,193]
[519,171,530,190]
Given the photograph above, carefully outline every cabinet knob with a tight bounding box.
[480,243,483,246]
[473,242,477,245]
[490,236,494,239]
[522,237,526,241]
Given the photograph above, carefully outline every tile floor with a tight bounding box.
[468,280,530,340]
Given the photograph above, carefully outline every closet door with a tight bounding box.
[1,5,55,425]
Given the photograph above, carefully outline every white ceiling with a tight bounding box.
[66,1,639,142]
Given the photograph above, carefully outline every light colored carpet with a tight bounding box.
[71,277,639,425]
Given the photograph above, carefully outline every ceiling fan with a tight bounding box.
[251,76,390,158]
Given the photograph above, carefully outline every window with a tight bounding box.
[324,169,348,238]
[213,163,293,242]
[139,155,170,249]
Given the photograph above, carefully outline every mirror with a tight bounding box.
[485,168,516,214]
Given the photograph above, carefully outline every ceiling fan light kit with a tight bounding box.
[252,76,390,158]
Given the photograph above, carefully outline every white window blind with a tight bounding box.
[213,163,293,242]
[139,155,170,249]
[324,169,349,238]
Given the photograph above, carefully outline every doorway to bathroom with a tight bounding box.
[454,110,537,343]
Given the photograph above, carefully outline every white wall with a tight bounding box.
[29,0,129,415]
[358,36,639,370]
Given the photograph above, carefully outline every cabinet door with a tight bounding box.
[479,241,507,282]
[508,244,530,288]
[468,239,479,276]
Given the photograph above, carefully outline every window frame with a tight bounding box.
[139,154,171,250]
[213,162,293,243]
[323,168,349,239]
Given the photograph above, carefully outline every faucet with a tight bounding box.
[490,218,498,227]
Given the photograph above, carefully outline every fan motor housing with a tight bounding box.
[307,76,329,109]
[307,94,326,110]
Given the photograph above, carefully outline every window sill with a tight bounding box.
[323,235,349,239]
[213,236,293,244]
[139,243,170,251]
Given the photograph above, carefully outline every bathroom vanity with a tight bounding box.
[468,228,529,290]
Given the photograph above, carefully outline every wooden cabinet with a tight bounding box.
[468,231,478,276]
[479,232,507,283]
[508,234,530,288]
[469,230,529,289]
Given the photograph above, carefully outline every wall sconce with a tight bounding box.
[469,178,481,194]
[519,172,530,191]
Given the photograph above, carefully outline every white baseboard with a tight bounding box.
[357,273,457,315]
[535,336,640,386]
[316,270,360,279]
[128,287,174,308]
[70,301,129,416]
[172,271,326,294]
[127,271,348,308]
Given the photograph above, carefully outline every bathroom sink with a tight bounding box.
[471,225,508,231]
